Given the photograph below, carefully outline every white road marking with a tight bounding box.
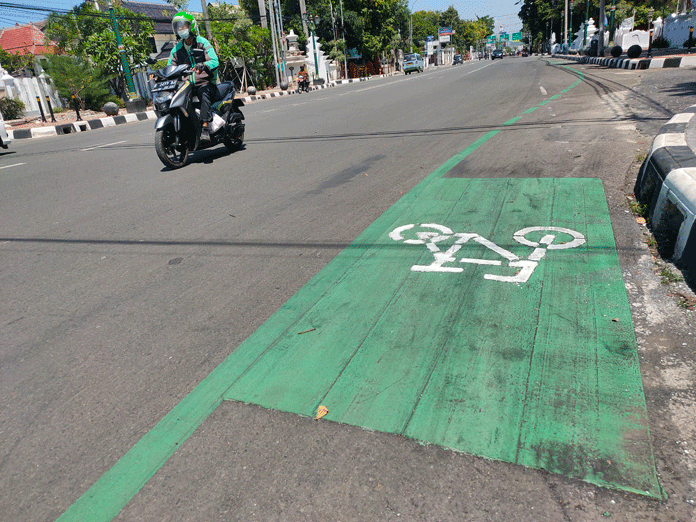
[81,140,127,151]
[0,162,26,170]
[390,224,586,283]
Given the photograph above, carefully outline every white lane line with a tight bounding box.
[540,86,547,95]
[81,140,127,151]
[0,162,26,170]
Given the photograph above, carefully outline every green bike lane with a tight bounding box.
[59,63,663,521]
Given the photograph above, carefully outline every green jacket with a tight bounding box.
[168,35,219,86]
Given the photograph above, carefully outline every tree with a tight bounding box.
[44,2,154,97]
[411,10,438,49]
[460,17,492,51]
[44,54,111,110]
[0,49,36,73]
[209,3,275,88]
[164,0,189,11]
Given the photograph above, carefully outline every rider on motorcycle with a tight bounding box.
[297,65,309,92]
[168,11,219,142]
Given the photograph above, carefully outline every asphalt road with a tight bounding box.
[1,57,695,522]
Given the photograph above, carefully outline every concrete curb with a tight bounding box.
[555,53,696,70]
[237,75,377,103]
[8,111,157,141]
[635,104,696,272]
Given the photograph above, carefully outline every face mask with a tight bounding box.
[178,29,190,40]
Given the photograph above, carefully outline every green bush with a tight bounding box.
[104,94,125,108]
[44,54,111,111]
[652,36,670,49]
[0,97,25,119]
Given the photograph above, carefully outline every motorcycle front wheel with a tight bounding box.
[155,127,189,169]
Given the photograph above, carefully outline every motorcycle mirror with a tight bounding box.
[146,57,157,65]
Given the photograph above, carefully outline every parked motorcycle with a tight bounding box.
[151,59,245,169]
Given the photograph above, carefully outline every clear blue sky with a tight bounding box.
[1,0,522,32]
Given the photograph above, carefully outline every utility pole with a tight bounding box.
[339,0,347,78]
[273,0,287,84]
[267,0,281,87]
[299,0,308,35]
[564,0,568,46]
[598,0,605,57]
[200,0,212,39]
[257,0,267,29]
[583,0,590,48]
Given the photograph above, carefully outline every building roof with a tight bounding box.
[121,1,178,34]
[0,22,56,56]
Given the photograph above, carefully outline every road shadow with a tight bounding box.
[159,143,245,172]
[662,82,696,97]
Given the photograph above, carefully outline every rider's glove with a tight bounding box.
[194,63,206,73]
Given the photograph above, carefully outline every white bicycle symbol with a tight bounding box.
[389,223,586,284]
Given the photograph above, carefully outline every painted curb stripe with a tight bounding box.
[58,63,592,522]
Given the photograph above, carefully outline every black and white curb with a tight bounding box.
[238,76,377,103]
[8,111,157,140]
[556,54,696,70]
[635,105,696,271]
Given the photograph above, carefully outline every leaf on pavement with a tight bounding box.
[315,405,328,420]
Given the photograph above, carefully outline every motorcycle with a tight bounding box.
[297,76,310,93]
[151,58,245,169]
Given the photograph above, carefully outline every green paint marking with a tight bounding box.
[59,63,637,522]
[221,178,661,499]
[503,116,522,125]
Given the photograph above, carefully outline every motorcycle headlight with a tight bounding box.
[154,91,174,112]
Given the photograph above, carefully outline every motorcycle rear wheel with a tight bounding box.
[155,127,189,169]
[224,120,244,152]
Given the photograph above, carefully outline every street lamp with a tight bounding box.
[306,12,321,77]
[107,0,136,100]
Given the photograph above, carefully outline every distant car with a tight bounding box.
[0,111,11,149]
[453,54,463,65]
[491,49,504,60]
[403,53,424,74]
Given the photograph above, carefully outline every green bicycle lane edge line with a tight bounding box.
[57,64,590,522]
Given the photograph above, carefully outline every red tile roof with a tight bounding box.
[0,23,56,56]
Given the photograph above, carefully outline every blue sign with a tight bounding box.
[426,35,435,42]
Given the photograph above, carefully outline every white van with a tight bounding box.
[403,53,424,74]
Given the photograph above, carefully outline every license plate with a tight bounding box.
[152,80,177,92]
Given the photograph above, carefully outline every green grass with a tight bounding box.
[660,267,684,285]
[629,200,649,218]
